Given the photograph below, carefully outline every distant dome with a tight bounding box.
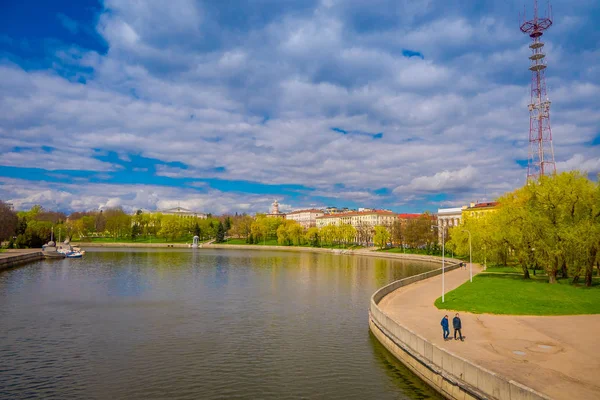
[47,241,56,247]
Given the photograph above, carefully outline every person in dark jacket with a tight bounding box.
[453,313,463,341]
[440,315,450,340]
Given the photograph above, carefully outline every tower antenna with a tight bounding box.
[520,0,556,180]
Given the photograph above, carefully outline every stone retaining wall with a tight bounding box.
[73,242,192,248]
[0,251,44,271]
[369,266,552,400]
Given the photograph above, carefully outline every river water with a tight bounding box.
[0,248,442,400]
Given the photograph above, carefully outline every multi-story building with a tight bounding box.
[285,209,324,229]
[397,213,422,222]
[316,210,397,245]
[158,207,207,219]
[462,202,499,219]
[316,210,397,228]
[436,207,466,243]
[266,200,286,218]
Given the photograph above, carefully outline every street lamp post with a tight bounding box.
[462,229,472,283]
[432,225,445,303]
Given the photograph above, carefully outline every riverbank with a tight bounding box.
[372,263,600,399]
[205,243,465,265]
[73,242,191,248]
[0,249,44,271]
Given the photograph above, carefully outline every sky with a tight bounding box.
[0,0,598,215]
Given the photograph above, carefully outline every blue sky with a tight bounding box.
[0,0,599,214]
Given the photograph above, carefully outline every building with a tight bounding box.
[316,209,397,245]
[266,200,286,218]
[462,202,499,219]
[324,206,350,214]
[158,207,207,219]
[436,207,466,243]
[397,213,422,221]
[316,210,397,228]
[285,209,324,229]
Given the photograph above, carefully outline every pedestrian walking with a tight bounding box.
[453,313,463,341]
[440,315,450,340]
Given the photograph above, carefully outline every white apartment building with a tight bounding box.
[436,206,465,242]
[285,209,324,229]
[159,207,207,219]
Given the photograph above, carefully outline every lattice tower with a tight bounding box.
[520,0,556,180]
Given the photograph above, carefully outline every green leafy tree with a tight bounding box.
[305,227,320,247]
[373,225,390,249]
[215,221,225,243]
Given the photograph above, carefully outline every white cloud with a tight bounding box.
[394,166,478,194]
[556,154,600,174]
[0,0,598,212]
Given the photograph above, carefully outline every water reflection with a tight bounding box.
[0,248,441,400]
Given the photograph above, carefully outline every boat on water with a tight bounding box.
[56,239,85,258]
[42,232,84,259]
[42,241,66,259]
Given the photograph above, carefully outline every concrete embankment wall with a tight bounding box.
[205,243,350,254]
[369,267,552,400]
[74,242,192,248]
[0,251,44,271]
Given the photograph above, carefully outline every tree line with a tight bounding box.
[0,205,237,247]
[447,172,600,286]
[1,204,440,252]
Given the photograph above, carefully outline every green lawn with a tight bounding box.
[435,272,600,315]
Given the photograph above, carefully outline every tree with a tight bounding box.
[224,216,232,233]
[159,215,181,241]
[0,201,18,244]
[447,171,600,286]
[277,223,290,245]
[215,221,225,243]
[305,227,320,247]
[373,225,390,249]
[131,223,141,241]
[339,223,357,247]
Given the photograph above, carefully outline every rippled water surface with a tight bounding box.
[0,248,442,400]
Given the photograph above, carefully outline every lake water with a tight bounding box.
[0,248,442,400]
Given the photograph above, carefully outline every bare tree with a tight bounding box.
[0,201,18,243]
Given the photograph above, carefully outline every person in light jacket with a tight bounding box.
[440,315,450,340]
[453,313,463,341]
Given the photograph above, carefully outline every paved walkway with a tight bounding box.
[0,249,42,259]
[378,265,600,400]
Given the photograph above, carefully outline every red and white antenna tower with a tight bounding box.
[520,0,556,180]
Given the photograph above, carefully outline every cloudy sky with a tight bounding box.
[0,0,598,214]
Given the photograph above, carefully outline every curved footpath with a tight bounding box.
[372,263,600,400]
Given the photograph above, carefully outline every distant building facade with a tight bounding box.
[266,200,286,218]
[316,210,397,229]
[317,210,397,245]
[158,207,207,219]
[462,202,499,219]
[285,209,324,229]
[436,207,466,243]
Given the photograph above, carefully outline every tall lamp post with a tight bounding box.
[432,225,445,303]
[462,229,472,283]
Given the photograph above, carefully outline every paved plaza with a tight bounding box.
[378,264,600,400]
